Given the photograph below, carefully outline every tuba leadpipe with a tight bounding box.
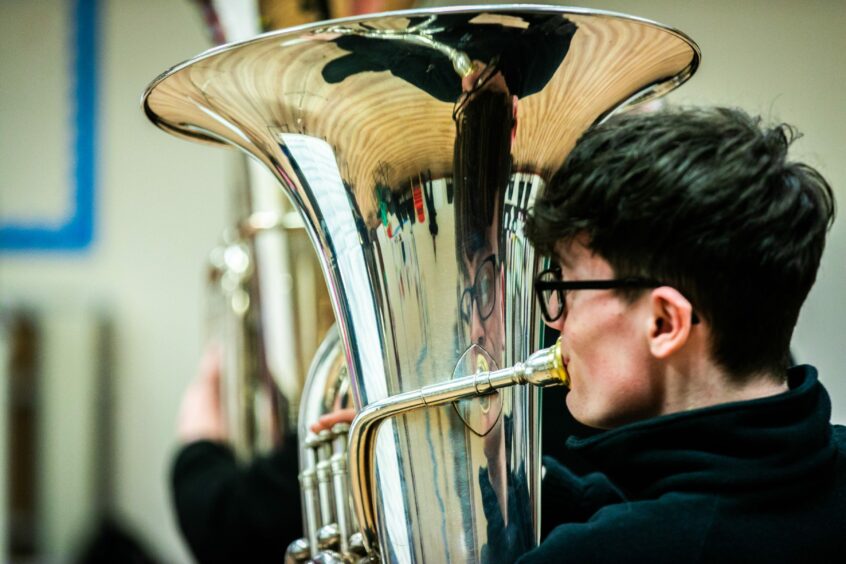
[145,6,699,562]
[349,338,569,554]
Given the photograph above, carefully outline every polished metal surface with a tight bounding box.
[145,6,698,562]
[297,325,354,466]
[292,325,357,561]
[349,339,568,554]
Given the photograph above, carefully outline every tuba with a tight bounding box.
[144,6,698,561]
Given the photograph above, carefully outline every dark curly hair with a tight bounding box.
[527,107,835,378]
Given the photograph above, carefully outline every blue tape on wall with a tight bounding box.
[0,0,98,252]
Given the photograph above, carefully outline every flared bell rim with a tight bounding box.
[142,3,700,144]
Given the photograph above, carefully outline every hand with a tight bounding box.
[309,408,356,434]
[177,344,227,443]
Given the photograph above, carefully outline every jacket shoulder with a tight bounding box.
[834,424,846,479]
[520,496,716,564]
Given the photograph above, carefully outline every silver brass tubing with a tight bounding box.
[302,432,324,553]
[299,468,320,556]
[323,16,474,78]
[311,550,346,564]
[348,532,366,557]
[317,429,334,462]
[315,429,337,527]
[333,423,358,536]
[314,429,335,528]
[317,523,341,551]
[349,340,568,555]
[331,422,350,456]
[330,422,354,553]
[284,537,310,564]
[304,433,321,469]
[330,454,352,555]
[316,460,336,527]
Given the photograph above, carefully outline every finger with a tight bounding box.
[310,408,357,433]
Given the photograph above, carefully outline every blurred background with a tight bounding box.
[0,0,843,561]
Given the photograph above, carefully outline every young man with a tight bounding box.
[519,106,844,561]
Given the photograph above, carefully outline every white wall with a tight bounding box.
[1,0,229,560]
[38,310,104,559]
[0,1,844,561]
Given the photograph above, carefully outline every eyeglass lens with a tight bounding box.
[461,256,497,322]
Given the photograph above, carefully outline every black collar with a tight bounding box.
[565,366,836,499]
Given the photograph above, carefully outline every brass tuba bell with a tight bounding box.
[144,6,698,562]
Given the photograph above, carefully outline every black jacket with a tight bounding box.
[171,436,301,563]
[520,365,846,563]
[170,383,589,563]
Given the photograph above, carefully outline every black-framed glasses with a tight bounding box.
[534,267,700,324]
[461,254,497,323]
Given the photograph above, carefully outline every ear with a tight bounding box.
[647,287,695,359]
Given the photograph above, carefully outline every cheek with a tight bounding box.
[568,310,638,372]
[563,311,654,426]
[566,364,654,428]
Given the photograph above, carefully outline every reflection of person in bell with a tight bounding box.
[453,59,515,365]
[458,208,509,525]
[453,59,535,562]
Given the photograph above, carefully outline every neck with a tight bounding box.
[659,360,788,416]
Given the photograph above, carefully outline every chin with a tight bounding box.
[565,394,608,430]
[581,416,613,431]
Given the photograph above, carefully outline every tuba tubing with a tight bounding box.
[349,339,569,554]
[144,6,699,561]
